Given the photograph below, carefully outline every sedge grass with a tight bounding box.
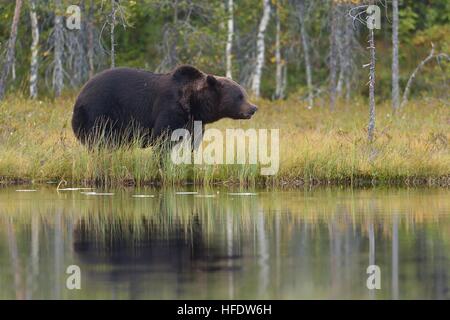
[0,93,448,187]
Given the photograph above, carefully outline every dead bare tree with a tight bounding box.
[367,26,376,143]
[155,0,182,72]
[64,1,90,88]
[99,0,128,69]
[328,1,361,105]
[152,1,214,73]
[45,0,103,93]
[350,1,379,143]
[0,0,23,101]
[29,0,39,99]
[401,44,450,108]
[74,1,89,84]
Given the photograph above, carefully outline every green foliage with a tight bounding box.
[0,0,448,100]
[399,6,419,36]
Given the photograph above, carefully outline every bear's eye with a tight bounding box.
[238,93,244,100]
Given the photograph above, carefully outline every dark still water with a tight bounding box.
[0,187,449,300]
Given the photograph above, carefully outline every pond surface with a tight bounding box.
[0,186,449,300]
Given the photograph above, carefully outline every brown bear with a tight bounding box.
[71,65,258,148]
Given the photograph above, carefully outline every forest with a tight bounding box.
[0,0,449,186]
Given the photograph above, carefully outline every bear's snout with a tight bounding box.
[240,103,258,119]
[249,104,258,115]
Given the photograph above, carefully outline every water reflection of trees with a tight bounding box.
[0,188,449,299]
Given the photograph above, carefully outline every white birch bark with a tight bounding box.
[27,214,39,298]
[335,5,345,98]
[329,3,338,111]
[225,0,234,79]
[297,0,313,108]
[53,0,64,97]
[251,0,271,98]
[87,0,95,78]
[71,0,88,85]
[0,0,23,100]
[400,45,449,108]
[336,69,344,96]
[110,0,116,68]
[343,8,353,102]
[392,214,399,299]
[392,0,400,111]
[29,0,39,99]
[368,222,375,299]
[274,5,285,99]
[12,60,16,80]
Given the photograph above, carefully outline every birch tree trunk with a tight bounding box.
[12,61,16,80]
[400,45,449,108]
[29,0,39,99]
[343,8,353,103]
[110,0,117,68]
[0,0,23,101]
[297,0,313,108]
[368,28,376,143]
[392,0,400,112]
[7,219,25,299]
[274,5,285,99]
[87,0,95,78]
[170,0,179,68]
[251,0,271,98]
[392,214,399,299]
[368,221,375,299]
[335,5,345,98]
[72,0,88,85]
[225,0,234,79]
[53,0,64,97]
[329,3,338,111]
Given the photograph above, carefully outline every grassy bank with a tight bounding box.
[0,94,448,187]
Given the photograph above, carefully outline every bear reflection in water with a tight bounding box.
[73,214,242,283]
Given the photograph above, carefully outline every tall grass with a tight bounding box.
[0,93,448,187]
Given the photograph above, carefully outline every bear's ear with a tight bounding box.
[206,75,218,87]
[172,65,203,83]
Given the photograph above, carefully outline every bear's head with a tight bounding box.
[172,65,258,124]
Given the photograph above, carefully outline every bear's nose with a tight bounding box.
[249,105,258,115]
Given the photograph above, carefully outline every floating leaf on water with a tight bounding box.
[16,189,37,192]
[175,192,198,195]
[227,193,258,196]
[81,192,114,196]
[58,188,94,191]
[132,195,155,198]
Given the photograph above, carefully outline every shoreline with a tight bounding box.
[1,175,449,188]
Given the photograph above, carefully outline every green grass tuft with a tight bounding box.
[0,94,448,187]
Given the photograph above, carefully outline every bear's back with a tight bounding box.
[72,68,167,145]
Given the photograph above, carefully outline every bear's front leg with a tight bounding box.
[186,117,205,152]
[152,112,190,169]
